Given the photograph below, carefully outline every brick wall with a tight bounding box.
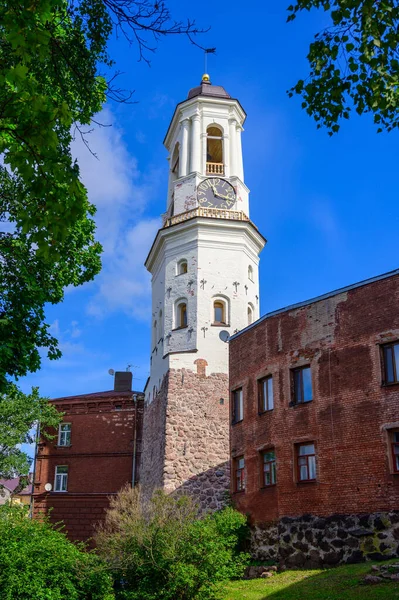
[229,272,399,524]
[141,367,230,510]
[33,391,144,543]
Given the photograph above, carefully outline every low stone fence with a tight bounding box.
[251,511,399,568]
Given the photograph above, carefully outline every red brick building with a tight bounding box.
[33,372,144,543]
[229,269,399,566]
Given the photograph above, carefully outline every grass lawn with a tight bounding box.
[223,560,399,600]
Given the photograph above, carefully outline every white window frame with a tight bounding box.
[58,423,71,446]
[54,466,68,492]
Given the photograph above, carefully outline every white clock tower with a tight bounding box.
[140,75,265,508]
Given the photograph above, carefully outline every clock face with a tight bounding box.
[197,178,236,209]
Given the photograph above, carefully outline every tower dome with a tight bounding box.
[187,74,231,100]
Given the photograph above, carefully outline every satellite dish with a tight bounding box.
[108,368,115,376]
[219,330,230,343]
[44,483,52,492]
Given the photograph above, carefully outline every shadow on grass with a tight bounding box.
[225,561,399,600]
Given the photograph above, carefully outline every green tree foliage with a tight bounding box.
[0,0,204,388]
[0,383,59,480]
[0,503,115,600]
[287,1,399,133]
[96,487,249,600]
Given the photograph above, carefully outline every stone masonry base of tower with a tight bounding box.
[140,368,230,510]
[250,511,399,567]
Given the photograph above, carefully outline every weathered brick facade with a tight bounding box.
[140,367,230,510]
[229,269,399,564]
[33,389,144,542]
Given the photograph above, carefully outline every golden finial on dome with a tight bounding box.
[202,73,211,83]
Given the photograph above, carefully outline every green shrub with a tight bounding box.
[96,486,249,600]
[0,504,114,600]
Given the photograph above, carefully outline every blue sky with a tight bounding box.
[19,1,399,399]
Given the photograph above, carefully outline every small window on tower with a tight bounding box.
[175,301,188,329]
[248,265,254,281]
[213,301,226,325]
[177,260,188,275]
[247,304,254,325]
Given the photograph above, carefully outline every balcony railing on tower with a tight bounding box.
[206,162,224,176]
[163,207,249,228]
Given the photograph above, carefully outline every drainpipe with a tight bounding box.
[132,393,138,487]
[29,420,40,519]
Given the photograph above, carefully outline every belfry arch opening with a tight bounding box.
[206,126,224,175]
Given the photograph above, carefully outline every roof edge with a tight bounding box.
[230,267,399,341]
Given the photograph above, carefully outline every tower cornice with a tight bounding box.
[145,214,266,274]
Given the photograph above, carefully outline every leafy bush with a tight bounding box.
[0,504,114,600]
[96,486,249,600]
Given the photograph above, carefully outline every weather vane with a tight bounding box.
[204,48,216,76]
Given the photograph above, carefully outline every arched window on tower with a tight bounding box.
[248,265,254,282]
[213,300,226,325]
[171,142,180,176]
[158,310,163,339]
[247,304,254,326]
[177,259,188,275]
[175,300,188,329]
[206,126,224,176]
[152,320,157,347]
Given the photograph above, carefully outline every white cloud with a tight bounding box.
[71,108,162,320]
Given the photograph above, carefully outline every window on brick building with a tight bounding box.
[292,366,313,404]
[382,342,399,384]
[58,423,71,446]
[262,450,276,487]
[54,466,68,492]
[258,376,273,412]
[392,432,399,473]
[297,443,316,482]
[234,456,245,492]
[232,388,243,423]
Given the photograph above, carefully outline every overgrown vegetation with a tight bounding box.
[0,0,205,479]
[0,383,59,479]
[0,504,114,600]
[96,486,249,600]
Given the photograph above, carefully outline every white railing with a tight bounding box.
[206,162,224,175]
[163,207,249,228]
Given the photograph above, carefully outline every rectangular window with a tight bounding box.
[259,376,274,412]
[58,423,71,446]
[383,342,399,384]
[54,466,68,492]
[297,443,316,482]
[234,456,245,492]
[293,366,313,404]
[232,388,243,423]
[262,450,276,487]
[392,432,399,473]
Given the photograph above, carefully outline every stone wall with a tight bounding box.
[140,367,230,511]
[251,512,399,567]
